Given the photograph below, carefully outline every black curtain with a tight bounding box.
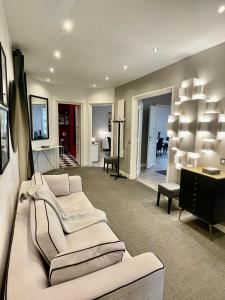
[12,49,34,180]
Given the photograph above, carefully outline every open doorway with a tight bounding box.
[137,93,172,190]
[58,103,81,168]
[91,104,112,167]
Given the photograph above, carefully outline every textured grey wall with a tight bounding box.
[115,42,225,181]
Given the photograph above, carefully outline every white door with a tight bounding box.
[146,106,157,168]
[75,106,81,165]
[136,101,143,177]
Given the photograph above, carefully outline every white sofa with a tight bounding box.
[5,173,165,300]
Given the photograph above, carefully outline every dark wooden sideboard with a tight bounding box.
[179,167,225,238]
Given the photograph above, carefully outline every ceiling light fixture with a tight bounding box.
[93,84,96,88]
[49,67,54,73]
[123,65,128,70]
[153,47,159,52]
[105,76,109,80]
[54,50,61,59]
[62,19,74,32]
[218,5,225,13]
[46,78,50,82]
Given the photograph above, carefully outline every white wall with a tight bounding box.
[0,0,20,288]
[27,76,114,168]
[92,105,112,143]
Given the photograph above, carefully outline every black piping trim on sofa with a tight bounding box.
[34,201,50,264]
[50,249,125,283]
[1,190,20,300]
[43,201,60,254]
[54,240,121,259]
[94,265,165,299]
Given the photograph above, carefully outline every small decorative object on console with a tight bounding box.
[202,167,221,175]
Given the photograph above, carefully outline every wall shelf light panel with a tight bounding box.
[179,78,206,102]
[204,100,219,114]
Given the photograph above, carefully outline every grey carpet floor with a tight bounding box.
[46,167,225,300]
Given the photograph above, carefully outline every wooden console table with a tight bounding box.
[179,167,225,240]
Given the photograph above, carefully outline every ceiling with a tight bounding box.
[2,0,225,88]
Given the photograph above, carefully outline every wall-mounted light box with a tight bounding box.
[217,114,225,140]
[167,114,179,138]
[198,113,218,141]
[204,99,220,114]
[179,78,206,102]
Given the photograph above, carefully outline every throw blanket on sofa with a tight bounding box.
[25,188,108,233]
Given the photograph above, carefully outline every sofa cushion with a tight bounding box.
[49,241,125,285]
[44,174,70,197]
[30,199,68,264]
[56,192,94,214]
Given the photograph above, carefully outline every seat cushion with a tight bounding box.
[44,174,70,197]
[66,222,131,261]
[30,200,68,264]
[56,192,94,214]
[49,241,125,286]
[66,223,119,249]
[158,182,180,198]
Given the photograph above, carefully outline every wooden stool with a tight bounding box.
[157,183,180,214]
[103,157,118,173]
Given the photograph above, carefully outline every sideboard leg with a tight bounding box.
[178,209,184,221]
[209,224,213,241]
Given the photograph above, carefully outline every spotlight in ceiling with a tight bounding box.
[62,19,74,32]
[49,67,54,73]
[54,50,61,59]
[105,76,109,80]
[46,78,50,82]
[153,47,159,52]
[218,5,225,13]
[123,65,128,70]
[93,84,96,88]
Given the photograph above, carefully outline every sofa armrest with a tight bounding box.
[31,253,164,300]
[69,176,82,193]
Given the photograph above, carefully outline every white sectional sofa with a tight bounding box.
[5,173,165,300]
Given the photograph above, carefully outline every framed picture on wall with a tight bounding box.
[0,106,10,174]
[0,43,8,106]
[108,112,112,132]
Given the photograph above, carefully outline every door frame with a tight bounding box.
[130,86,174,179]
[56,101,84,165]
[88,103,114,166]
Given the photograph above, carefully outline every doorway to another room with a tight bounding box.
[137,93,172,190]
[58,103,81,168]
[91,105,112,167]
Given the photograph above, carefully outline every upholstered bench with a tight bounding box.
[103,156,118,173]
[157,183,180,214]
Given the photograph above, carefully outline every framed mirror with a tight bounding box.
[30,95,49,140]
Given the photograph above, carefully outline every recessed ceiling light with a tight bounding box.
[53,50,61,59]
[62,20,74,32]
[153,47,159,52]
[105,76,109,80]
[123,65,128,70]
[218,5,225,13]
[49,67,54,73]
[46,78,50,82]
[93,84,96,88]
